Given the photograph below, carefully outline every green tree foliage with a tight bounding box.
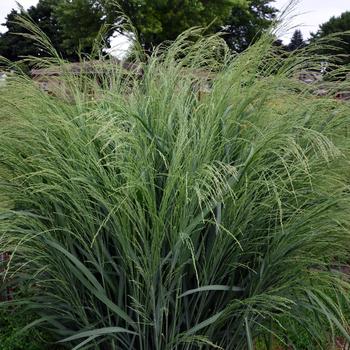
[54,0,107,57]
[0,0,105,62]
[314,11,350,37]
[0,0,60,62]
[222,0,277,52]
[101,0,248,52]
[311,11,350,65]
[288,29,306,51]
[100,0,276,52]
[0,0,278,61]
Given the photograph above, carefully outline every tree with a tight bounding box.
[287,29,306,51]
[101,0,248,52]
[222,0,277,52]
[0,0,61,62]
[0,0,278,61]
[0,0,106,62]
[311,11,350,65]
[100,0,278,53]
[314,11,350,37]
[0,9,34,62]
[54,0,107,57]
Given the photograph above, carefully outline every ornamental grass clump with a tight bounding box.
[1,26,350,349]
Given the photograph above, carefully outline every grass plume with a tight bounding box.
[1,25,350,349]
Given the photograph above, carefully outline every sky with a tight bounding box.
[0,0,37,33]
[274,0,350,41]
[0,0,349,43]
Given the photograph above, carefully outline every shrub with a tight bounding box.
[1,29,350,349]
[0,308,60,350]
